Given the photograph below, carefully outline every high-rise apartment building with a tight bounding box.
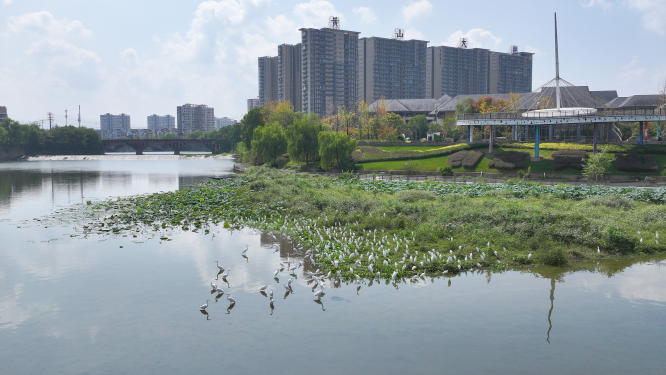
[177,104,214,135]
[426,45,491,98]
[147,114,175,130]
[215,117,237,129]
[247,98,260,112]
[278,43,303,112]
[100,113,131,131]
[489,48,533,94]
[0,106,7,119]
[301,23,360,118]
[358,33,428,103]
[258,56,278,106]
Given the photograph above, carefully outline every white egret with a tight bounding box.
[289,265,297,273]
[221,270,230,279]
[215,261,224,271]
[640,238,643,244]
[210,282,217,290]
[391,270,398,279]
[528,253,532,260]
[443,270,448,274]
[597,247,600,254]
[200,300,210,310]
[279,262,285,268]
[242,245,248,255]
[283,284,290,291]
[270,297,274,305]
[288,278,294,286]
[273,269,279,277]
[313,290,324,299]
[259,285,268,292]
[269,288,274,298]
[215,287,224,295]
[227,295,235,304]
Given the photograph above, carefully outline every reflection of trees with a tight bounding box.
[0,169,101,209]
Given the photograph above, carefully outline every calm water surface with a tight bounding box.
[1,158,665,375]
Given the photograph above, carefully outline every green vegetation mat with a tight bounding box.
[73,169,666,281]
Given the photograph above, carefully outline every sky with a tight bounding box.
[1,0,665,127]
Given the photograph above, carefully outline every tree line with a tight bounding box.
[0,118,101,155]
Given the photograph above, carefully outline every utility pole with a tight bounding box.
[78,105,81,128]
[65,107,68,126]
[48,112,54,129]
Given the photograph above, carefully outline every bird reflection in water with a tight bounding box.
[356,285,361,295]
[260,291,268,298]
[448,279,452,287]
[368,279,374,287]
[283,290,291,299]
[242,255,249,263]
[392,282,399,290]
[274,277,280,283]
[314,299,326,311]
[200,310,210,320]
[226,303,236,314]
[269,301,274,315]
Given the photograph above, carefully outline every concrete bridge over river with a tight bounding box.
[101,139,219,155]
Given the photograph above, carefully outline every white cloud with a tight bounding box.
[3,0,13,5]
[626,0,666,35]
[7,11,92,36]
[121,48,139,64]
[619,56,646,82]
[444,28,502,50]
[405,28,424,40]
[293,0,343,29]
[401,0,433,22]
[352,7,377,24]
[525,45,542,56]
[582,0,612,9]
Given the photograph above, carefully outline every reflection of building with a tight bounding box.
[301,24,360,118]
[100,113,131,131]
[247,98,260,112]
[0,106,7,119]
[278,44,303,112]
[258,56,278,106]
[177,104,215,135]
[215,117,237,129]
[147,114,175,130]
[359,35,428,103]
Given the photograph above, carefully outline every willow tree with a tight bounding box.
[251,122,287,164]
[318,131,357,170]
[287,115,322,165]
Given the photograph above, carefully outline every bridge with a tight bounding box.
[100,139,219,155]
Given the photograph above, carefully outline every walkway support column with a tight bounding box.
[593,123,598,154]
[576,124,581,142]
[489,126,494,154]
[548,125,553,140]
[639,121,644,145]
[525,125,529,142]
[535,125,540,158]
[468,125,472,143]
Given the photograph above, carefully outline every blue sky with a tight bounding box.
[1,0,665,126]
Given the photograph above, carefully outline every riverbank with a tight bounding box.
[26,154,235,161]
[66,167,665,281]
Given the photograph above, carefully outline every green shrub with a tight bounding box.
[587,195,635,210]
[517,166,531,179]
[488,151,529,170]
[403,161,420,174]
[447,150,469,168]
[602,228,636,255]
[461,151,483,168]
[438,165,453,176]
[542,248,568,266]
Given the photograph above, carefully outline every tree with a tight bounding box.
[385,113,405,132]
[266,101,298,128]
[582,151,612,183]
[357,101,371,140]
[241,107,265,149]
[187,130,203,139]
[251,122,287,164]
[407,115,429,140]
[455,98,474,115]
[287,114,322,165]
[318,131,357,170]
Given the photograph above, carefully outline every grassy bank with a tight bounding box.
[78,169,666,281]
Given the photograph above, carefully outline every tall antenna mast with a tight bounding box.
[554,12,561,110]
[78,105,81,128]
[65,107,68,126]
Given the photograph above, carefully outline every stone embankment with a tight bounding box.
[0,147,25,161]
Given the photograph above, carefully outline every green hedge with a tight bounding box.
[502,142,666,155]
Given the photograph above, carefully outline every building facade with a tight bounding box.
[489,49,534,94]
[100,113,131,132]
[247,98,260,112]
[147,114,175,130]
[0,106,7,119]
[177,104,214,135]
[301,26,360,118]
[358,36,428,103]
[278,43,303,112]
[215,117,237,129]
[426,46,491,99]
[258,56,279,106]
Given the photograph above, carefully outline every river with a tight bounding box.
[1,157,665,374]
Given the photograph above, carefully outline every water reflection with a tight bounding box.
[547,278,555,344]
